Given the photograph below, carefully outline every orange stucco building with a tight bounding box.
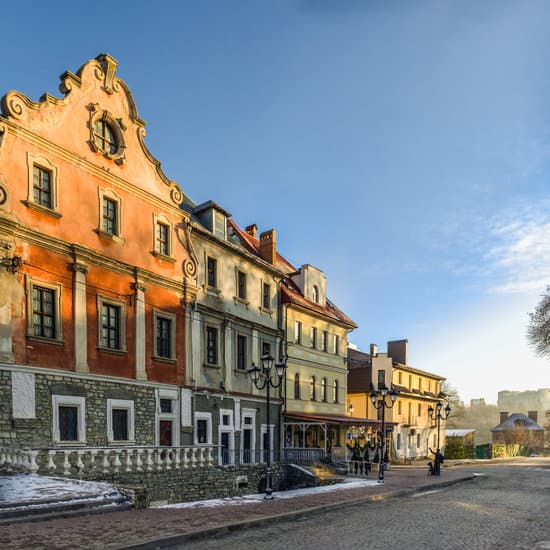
[0,54,198,450]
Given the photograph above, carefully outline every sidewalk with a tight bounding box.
[0,466,476,550]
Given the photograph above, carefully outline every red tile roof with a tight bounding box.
[229,219,356,329]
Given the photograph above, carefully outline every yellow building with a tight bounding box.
[281,264,357,459]
[347,340,446,462]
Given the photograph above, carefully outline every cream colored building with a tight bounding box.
[389,340,446,460]
[281,264,357,457]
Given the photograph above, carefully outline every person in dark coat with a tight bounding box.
[429,448,444,475]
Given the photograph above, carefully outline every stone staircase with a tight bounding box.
[0,473,133,525]
[308,463,348,486]
[0,490,132,525]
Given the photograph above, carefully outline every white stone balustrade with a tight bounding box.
[0,446,217,477]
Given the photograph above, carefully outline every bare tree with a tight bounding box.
[527,286,550,359]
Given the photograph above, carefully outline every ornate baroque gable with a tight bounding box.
[0,53,187,207]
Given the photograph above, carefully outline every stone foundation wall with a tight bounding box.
[0,367,157,447]
[86,464,288,506]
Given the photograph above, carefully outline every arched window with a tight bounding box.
[313,285,320,304]
[294,373,300,400]
[310,376,316,401]
[333,380,339,403]
[321,378,327,402]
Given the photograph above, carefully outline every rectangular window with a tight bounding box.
[160,398,173,413]
[237,334,247,370]
[112,408,129,441]
[262,282,270,309]
[58,406,78,441]
[378,369,385,389]
[237,271,247,299]
[207,257,217,288]
[294,321,302,344]
[398,400,402,415]
[156,316,172,358]
[197,419,208,443]
[417,433,421,448]
[418,403,422,416]
[322,330,328,352]
[100,303,121,350]
[32,286,55,338]
[52,395,86,444]
[311,327,317,349]
[33,165,52,208]
[102,198,118,235]
[156,222,170,256]
[206,326,218,364]
[262,341,271,357]
[334,334,339,355]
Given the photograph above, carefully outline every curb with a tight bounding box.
[117,474,476,550]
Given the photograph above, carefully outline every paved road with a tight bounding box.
[177,463,550,550]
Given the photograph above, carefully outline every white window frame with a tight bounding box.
[152,213,174,259]
[218,408,235,465]
[26,153,60,216]
[260,423,274,465]
[97,187,123,243]
[241,408,257,464]
[194,411,213,445]
[52,395,86,444]
[156,388,180,446]
[153,309,177,361]
[97,295,127,352]
[26,276,63,342]
[107,398,135,444]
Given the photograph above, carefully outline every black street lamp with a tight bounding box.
[427,401,451,452]
[248,354,286,500]
[369,386,399,484]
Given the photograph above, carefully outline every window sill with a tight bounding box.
[151,251,176,263]
[234,368,248,375]
[95,229,124,245]
[97,346,128,356]
[26,335,64,346]
[205,286,221,296]
[152,355,177,365]
[53,440,87,447]
[22,201,62,218]
[259,306,273,316]
[108,440,136,446]
[233,296,249,307]
[204,363,220,369]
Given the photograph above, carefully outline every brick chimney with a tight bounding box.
[245,224,257,238]
[259,229,276,265]
[370,344,378,357]
[500,412,509,424]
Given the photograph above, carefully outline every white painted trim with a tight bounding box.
[52,395,86,444]
[106,398,135,444]
[218,408,235,465]
[241,408,256,464]
[194,411,213,445]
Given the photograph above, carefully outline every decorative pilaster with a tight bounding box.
[224,320,233,392]
[132,281,147,381]
[72,261,89,373]
[191,310,202,386]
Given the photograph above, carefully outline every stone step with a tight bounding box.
[0,493,132,525]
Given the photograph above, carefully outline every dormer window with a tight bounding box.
[313,285,320,304]
[213,210,226,240]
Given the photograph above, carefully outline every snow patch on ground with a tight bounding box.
[157,477,379,509]
[0,473,117,504]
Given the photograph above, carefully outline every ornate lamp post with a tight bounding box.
[370,386,399,484]
[427,401,451,452]
[248,354,286,500]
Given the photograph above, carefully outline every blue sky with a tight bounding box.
[2,1,549,403]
